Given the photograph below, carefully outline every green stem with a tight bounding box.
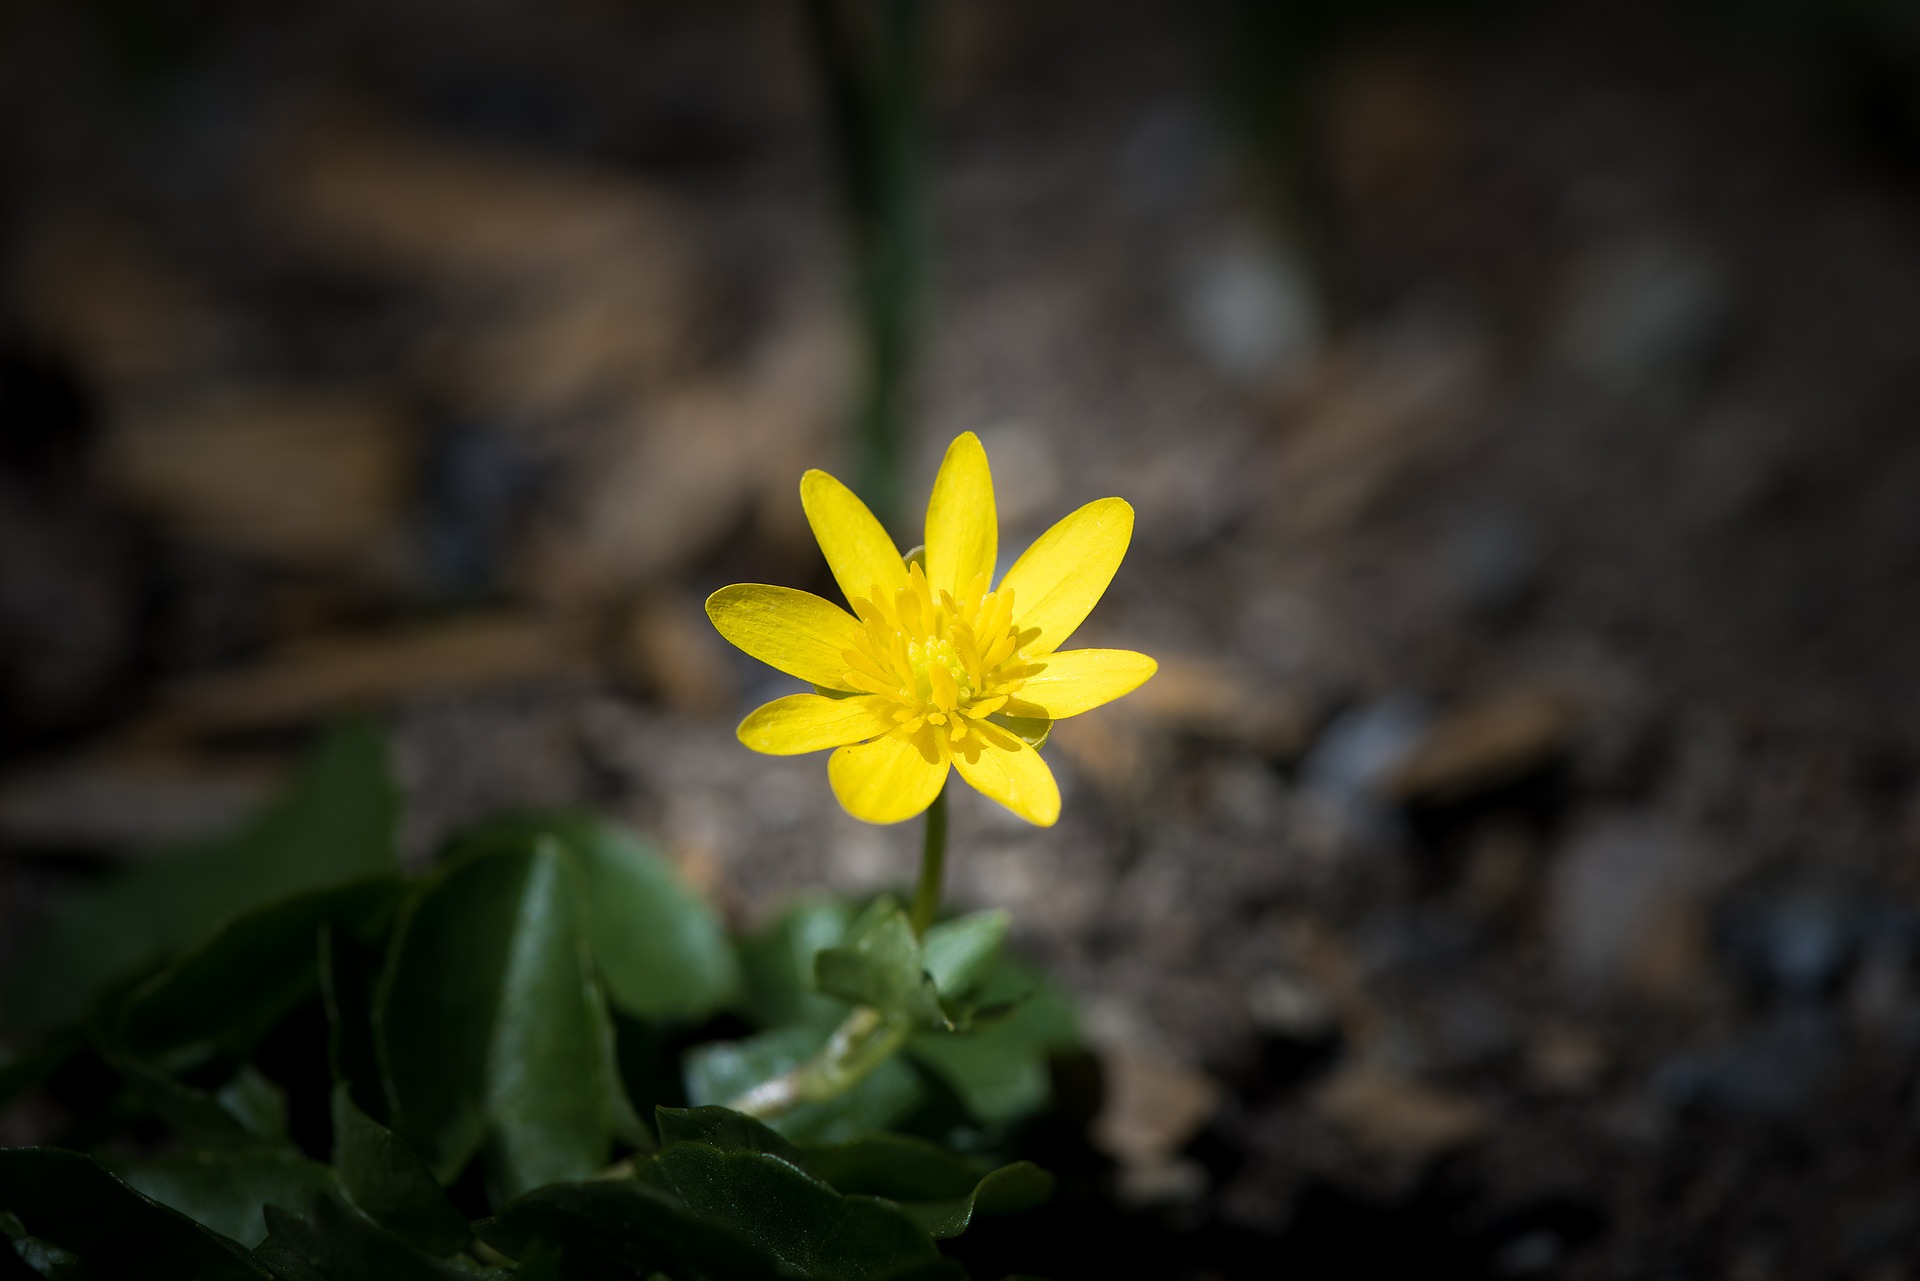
[726,1007,912,1119]
[803,0,928,531]
[909,784,946,937]
[728,790,951,1120]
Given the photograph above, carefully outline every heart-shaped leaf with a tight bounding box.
[906,960,1078,1126]
[100,1148,338,1248]
[255,1195,498,1281]
[118,879,404,1068]
[319,922,387,1122]
[478,1140,965,1281]
[657,1110,1054,1241]
[330,1085,470,1256]
[798,1135,1053,1239]
[918,911,1009,1005]
[113,1060,290,1150]
[653,1105,802,1164]
[738,897,856,1030]
[375,837,622,1198]
[684,1026,925,1144]
[452,815,739,1025]
[7,721,399,1028]
[814,901,946,1029]
[0,1148,270,1279]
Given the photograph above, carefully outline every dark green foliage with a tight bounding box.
[118,879,404,1068]
[0,728,1067,1278]
[6,722,398,1028]
[375,837,621,1197]
[254,1195,496,1281]
[907,961,1079,1125]
[114,1060,290,1150]
[99,1148,338,1248]
[797,1134,1054,1239]
[319,923,389,1120]
[330,1085,470,1255]
[0,1148,270,1279]
[738,897,858,1029]
[684,1024,928,1144]
[815,899,949,1028]
[478,1107,970,1281]
[449,816,740,1025]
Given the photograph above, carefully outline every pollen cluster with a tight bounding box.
[839,562,1034,746]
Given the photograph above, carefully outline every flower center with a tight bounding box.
[839,561,1033,746]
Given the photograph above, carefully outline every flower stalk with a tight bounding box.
[727,1007,912,1120]
[908,784,947,937]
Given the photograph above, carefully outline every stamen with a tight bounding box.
[845,556,1033,746]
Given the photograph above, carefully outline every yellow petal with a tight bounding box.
[998,498,1134,656]
[801,469,910,609]
[923,432,996,603]
[952,734,1060,827]
[1002,649,1157,719]
[705,584,861,690]
[737,693,899,755]
[828,729,950,824]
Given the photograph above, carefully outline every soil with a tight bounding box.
[3,1,1919,1276]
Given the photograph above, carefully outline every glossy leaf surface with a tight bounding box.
[119,879,403,1066]
[0,1148,270,1279]
[454,815,739,1024]
[799,1135,1054,1239]
[685,1026,925,1143]
[376,839,616,1197]
[480,1121,965,1281]
[7,722,398,1027]
[102,1148,338,1248]
[330,1084,470,1255]
[255,1195,495,1281]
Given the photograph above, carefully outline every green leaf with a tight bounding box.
[375,838,617,1198]
[255,1195,495,1281]
[684,1026,924,1144]
[330,1084,471,1256]
[814,900,946,1029]
[641,1145,963,1279]
[479,1146,964,1281]
[319,922,388,1121]
[647,1110,1051,1240]
[799,1136,1053,1239]
[906,961,1078,1126]
[653,1105,801,1165]
[99,1148,338,1248]
[216,1064,292,1142]
[738,898,856,1030]
[453,815,739,1025]
[115,1060,290,1149]
[7,721,399,1027]
[919,910,1009,1002]
[118,879,404,1067]
[0,1148,270,1279]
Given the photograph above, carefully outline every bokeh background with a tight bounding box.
[4,0,1920,1275]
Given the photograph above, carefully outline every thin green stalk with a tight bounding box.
[728,789,950,1120]
[803,0,929,531]
[726,1007,912,1119]
[908,784,946,937]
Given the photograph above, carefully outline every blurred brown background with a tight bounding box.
[3,0,1920,1275]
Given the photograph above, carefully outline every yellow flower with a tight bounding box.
[706,432,1156,827]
